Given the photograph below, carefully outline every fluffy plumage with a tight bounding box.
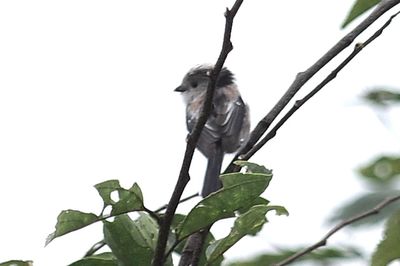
[175,65,250,196]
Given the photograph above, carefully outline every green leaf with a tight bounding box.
[103,213,173,266]
[359,156,400,184]
[0,261,33,266]
[134,212,159,249]
[363,88,400,106]
[46,210,98,245]
[200,233,224,266]
[371,210,400,266]
[120,183,143,203]
[103,214,154,266]
[110,183,144,216]
[69,253,117,266]
[237,197,270,215]
[220,172,272,189]
[94,180,144,216]
[171,213,186,229]
[95,180,122,206]
[234,161,272,175]
[328,191,400,227]
[342,0,380,28]
[207,205,288,263]
[267,205,289,217]
[177,172,271,240]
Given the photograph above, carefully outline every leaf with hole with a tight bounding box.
[110,183,144,216]
[95,180,123,206]
[94,180,144,215]
[234,160,272,175]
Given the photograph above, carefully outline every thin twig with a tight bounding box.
[84,240,106,257]
[274,194,400,266]
[224,0,400,173]
[143,206,162,225]
[152,1,244,264]
[155,193,199,213]
[243,10,400,159]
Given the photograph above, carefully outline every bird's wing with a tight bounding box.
[218,96,248,153]
[219,96,246,136]
[186,93,248,157]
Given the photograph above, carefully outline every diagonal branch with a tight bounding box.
[154,193,199,213]
[84,240,106,257]
[243,10,400,159]
[225,0,400,173]
[274,194,400,266]
[152,1,244,265]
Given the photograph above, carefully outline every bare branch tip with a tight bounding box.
[224,7,230,17]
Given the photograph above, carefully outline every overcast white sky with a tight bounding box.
[1,1,400,265]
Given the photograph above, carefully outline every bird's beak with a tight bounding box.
[174,85,186,92]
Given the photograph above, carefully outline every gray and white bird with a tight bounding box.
[175,65,250,197]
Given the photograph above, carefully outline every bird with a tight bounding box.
[175,64,250,197]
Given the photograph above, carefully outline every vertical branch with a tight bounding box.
[152,1,244,265]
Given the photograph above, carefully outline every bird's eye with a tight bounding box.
[190,81,198,88]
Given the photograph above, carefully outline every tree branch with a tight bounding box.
[225,0,400,173]
[243,10,400,159]
[152,1,244,264]
[84,240,106,257]
[176,3,247,264]
[178,226,210,266]
[143,206,163,225]
[274,194,400,266]
[154,193,199,213]
[154,1,400,264]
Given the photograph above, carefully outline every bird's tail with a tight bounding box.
[201,144,224,197]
